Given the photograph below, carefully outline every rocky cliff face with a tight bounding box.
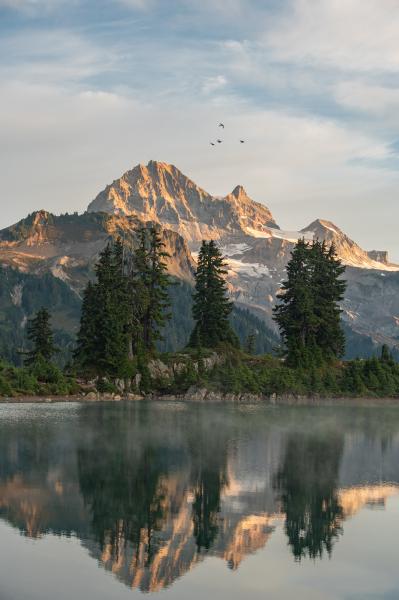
[0,210,195,288]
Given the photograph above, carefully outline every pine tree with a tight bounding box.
[311,241,346,361]
[128,227,150,357]
[75,229,172,380]
[273,238,346,367]
[381,344,394,366]
[74,240,130,379]
[73,281,98,374]
[128,226,172,354]
[244,331,257,355]
[144,227,172,352]
[273,239,316,367]
[189,240,239,348]
[25,307,58,365]
[95,240,130,378]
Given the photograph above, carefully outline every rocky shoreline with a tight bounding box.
[2,387,399,406]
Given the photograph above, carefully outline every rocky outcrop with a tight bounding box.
[367,250,389,264]
[147,353,223,381]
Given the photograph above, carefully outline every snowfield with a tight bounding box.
[245,226,313,242]
[226,258,271,279]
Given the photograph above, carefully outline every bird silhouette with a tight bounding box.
[210,142,215,146]
[217,139,223,143]
[240,139,245,143]
[218,123,225,128]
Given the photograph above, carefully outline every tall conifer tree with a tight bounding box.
[311,241,346,361]
[75,228,172,379]
[25,307,58,365]
[128,226,172,354]
[75,240,130,378]
[273,238,346,367]
[189,240,238,348]
[144,227,172,352]
[273,239,316,366]
[73,281,98,374]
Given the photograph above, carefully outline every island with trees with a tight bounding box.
[1,226,399,401]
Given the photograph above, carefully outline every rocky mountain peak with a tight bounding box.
[32,210,51,225]
[231,185,248,200]
[302,219,397,271]
[88,161,278,244]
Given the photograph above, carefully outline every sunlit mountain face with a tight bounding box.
[1,403,399,593]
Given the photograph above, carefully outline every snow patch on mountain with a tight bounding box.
[245,226,313,243]
[227,258,271,279]
[219,243,251,257]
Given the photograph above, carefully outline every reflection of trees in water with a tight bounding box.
[77,409,169,567]
[188,429,229,552]
[76,404,231,566]
[0,422,53,483]
[78,445,168,566]
[275,432,344,560]
[5,403,399,588]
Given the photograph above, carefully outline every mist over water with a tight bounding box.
[1,402,399,599]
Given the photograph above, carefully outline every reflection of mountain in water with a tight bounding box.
[1,404,399,592]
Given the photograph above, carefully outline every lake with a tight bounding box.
[0,401,399,599]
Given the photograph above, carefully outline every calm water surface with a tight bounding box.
[1,401,399,599]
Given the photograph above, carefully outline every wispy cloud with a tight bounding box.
[0,0,70,14]
[266,0,399,72]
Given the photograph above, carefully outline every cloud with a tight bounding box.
[335,81,399,115]
[266,0,399,72]
[201,75,228,94]
[0,29,119,85]
[115,0,154,9]
[0,0,69,13]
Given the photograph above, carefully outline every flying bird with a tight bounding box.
[217,139,223,143]
[240,139,245,143]
[210,142,215,146]
[218,123,225,128]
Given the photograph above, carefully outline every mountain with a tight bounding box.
[88,160,277,244]
[302,219,399,271]
[1,159,399,358]
[0,210,194,286]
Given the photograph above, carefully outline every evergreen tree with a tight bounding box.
[189,240,239,348]
[93,241,129,377]
[273,239,316,367]
[381,344,394,366]
[273,238,346,367]
[144,227,172,352]
[74,240,130,379]
[75,229,172,380]
[73,281,98,374]
[311,241,346,361]
[128,226,172,354]
[24,307,58,365]
[244,331,257,355]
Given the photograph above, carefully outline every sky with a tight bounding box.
[1,0,399,258]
